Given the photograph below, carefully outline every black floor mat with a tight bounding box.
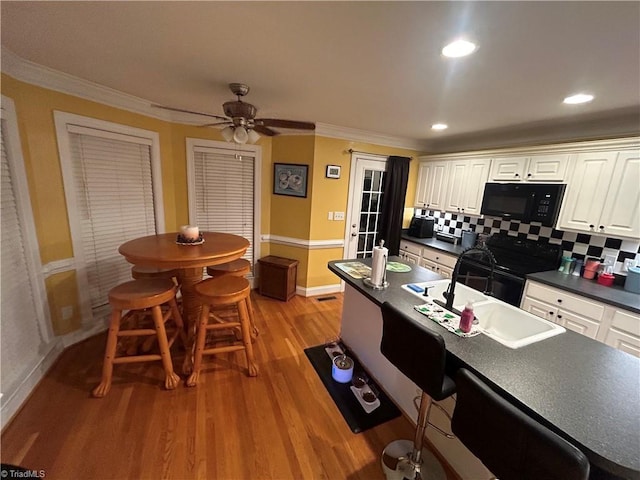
[304,343,401,433]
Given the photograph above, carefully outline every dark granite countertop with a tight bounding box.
[527,271,640,314]
[401,231,640,314]
[401,231,466,256]
[328,257,640,480]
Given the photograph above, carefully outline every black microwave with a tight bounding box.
[480,183,566,227]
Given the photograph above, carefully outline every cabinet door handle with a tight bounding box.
[557,299,562,303]
[549,311,555,315]
[589,224,595,229]
[599,225,605,230]
[557,314,563,319]
[527,173,532,178]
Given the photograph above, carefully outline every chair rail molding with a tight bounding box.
[261,234,345,249]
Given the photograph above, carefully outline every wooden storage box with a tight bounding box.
[258,256,299,301]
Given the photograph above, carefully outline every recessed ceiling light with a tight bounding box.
[563,93,594,105]
[442,40,477,58]
[432,123,448,131]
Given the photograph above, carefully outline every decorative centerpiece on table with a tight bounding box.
[176,225,205,245]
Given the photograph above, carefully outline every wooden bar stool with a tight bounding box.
[186,276,258,386]
[205,258,251,278]
[92,278,185,397]
[206,259,259,340]
[131,265,179,282]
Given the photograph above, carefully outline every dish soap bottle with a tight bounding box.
[459,301,474,334]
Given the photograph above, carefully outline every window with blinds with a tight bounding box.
[1,109,49,397]
[192,148,255,268]
[67,128,157,310]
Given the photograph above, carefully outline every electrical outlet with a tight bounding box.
[327,211,333,220]
[61,306,73,320]
[334,211,345,221]
[624,259,635,272]
[604,254,617,266]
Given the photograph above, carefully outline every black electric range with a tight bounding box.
[458,233,562,306]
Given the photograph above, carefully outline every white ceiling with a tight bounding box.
[2,1,639,150]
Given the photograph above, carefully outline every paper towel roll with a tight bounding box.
[371,245,388,286]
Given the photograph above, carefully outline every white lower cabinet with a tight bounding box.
[522,280,640,357]
[601,308,640,357]
[421,247,457,278]
[399,240,421,265]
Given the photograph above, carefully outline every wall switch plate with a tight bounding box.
[327,211,333,220]
[604,254,617,266]
[334,211,345,221]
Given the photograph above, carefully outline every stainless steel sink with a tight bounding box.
[473,301,565,349]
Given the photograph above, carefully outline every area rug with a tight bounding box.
[304,343,401,433]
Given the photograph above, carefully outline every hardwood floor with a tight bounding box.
[1,292,458,480]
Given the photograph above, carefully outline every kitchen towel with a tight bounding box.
[414,301,481,338]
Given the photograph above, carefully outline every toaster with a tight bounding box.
[408,216,435,238]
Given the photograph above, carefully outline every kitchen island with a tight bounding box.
[329,257,640,480]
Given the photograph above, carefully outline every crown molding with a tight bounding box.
[2,48,429,150]
[315,122,429,151]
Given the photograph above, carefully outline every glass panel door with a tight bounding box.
[346,157,386,258]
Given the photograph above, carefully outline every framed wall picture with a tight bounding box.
[326,165,341,179]
[274,163,308,198]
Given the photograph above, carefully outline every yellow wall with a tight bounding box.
[1,74,276,333]
[1,73,421,332]
[306,136,420,288]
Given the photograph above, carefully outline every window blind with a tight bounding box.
[69,132,156,309]
[1,121,43,394]
[193,150,255,268]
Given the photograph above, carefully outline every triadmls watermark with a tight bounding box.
[0,467,46,478]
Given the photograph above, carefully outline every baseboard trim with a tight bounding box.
[296,283,344,297]
[1,339,64,430]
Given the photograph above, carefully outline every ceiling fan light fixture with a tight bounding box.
[233,126,249,144]
[247,129,260,144]
[221,125,235,142]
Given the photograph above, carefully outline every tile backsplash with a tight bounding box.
[415,209,640,275]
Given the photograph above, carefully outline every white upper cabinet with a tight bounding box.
[599,151,640,238]
[445,158,490,215]
[415,161,448,210]
[489,154,570,182]
[558,148,639,238]
[489,156,528,181]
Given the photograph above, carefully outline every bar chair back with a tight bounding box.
[452,368,590,480]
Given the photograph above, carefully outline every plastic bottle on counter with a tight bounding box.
[459,301,475,334]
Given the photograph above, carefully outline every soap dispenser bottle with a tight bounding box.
[459,301,474,334]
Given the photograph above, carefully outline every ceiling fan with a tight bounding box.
[155,83,315,144]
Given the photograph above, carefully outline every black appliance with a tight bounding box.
[480,183,566,227]
[408,216,435,238]
[457,233,562,306]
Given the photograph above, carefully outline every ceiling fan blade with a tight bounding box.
[256,119,316,130]
[253,125,278,136]
[153,104,228,121]
[200,121,233,127]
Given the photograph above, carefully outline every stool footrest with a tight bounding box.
[202,344,245,355]
[118,329,157,337]
[113,354,162,364]
[206,322,241,330]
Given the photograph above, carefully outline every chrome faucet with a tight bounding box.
[444,245,497,311]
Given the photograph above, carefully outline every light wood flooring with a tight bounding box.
[1,292,458,480]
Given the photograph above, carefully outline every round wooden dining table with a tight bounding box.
[119,231,250,373]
